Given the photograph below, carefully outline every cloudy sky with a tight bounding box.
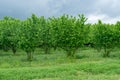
[0,0,120,23]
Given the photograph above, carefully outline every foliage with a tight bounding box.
[0,14,120,59]
[49,14,88,57]
[0,17,20,54]
[93,20,116,57]
[18,14,39,60]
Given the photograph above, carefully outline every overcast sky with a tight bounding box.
[0,0,120,23]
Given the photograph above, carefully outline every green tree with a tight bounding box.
[0,18,20,54]
[38,16,52,54]
[18,15,39,61]
[94,20,115,57]
[51,14,88,57]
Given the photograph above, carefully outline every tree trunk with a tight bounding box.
[53,46,57,51]
[103,48,110,57]
[27,52,33,61]
[67,49,76,57]
[44,46,50,54]
[67,50,72,57]
[12,47,16,55]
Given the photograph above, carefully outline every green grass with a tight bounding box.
[0,48,120,80]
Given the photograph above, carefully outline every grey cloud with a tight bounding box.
[0,0,51,19]
[0,0,120,23]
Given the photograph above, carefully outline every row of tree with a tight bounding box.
[0,14,120,61]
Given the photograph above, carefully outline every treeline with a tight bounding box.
[0,14,120,61]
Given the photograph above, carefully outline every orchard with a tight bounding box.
[0,14,120,61]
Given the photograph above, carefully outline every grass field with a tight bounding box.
[0,48,120,80]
